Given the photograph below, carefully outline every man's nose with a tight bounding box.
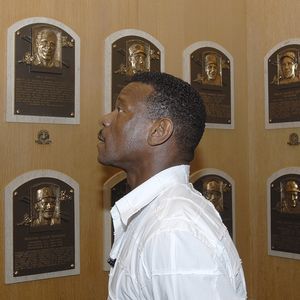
[101,111,115,127]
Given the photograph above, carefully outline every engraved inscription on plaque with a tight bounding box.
[190,47,231,125]
[111,36,161,110]
[14,23,75,118]
[193,174,234,238]
[270,174,300,256]
[267,44,300,125]
[13,177,75,277]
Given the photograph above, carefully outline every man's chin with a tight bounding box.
[97,154,113,166]
[97,155,107,165]
[97,155,124,171]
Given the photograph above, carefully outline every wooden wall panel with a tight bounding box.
[0,1,108,299]
[0,0,251,299]
[247,0,300,299]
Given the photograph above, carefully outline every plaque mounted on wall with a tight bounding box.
[104,29,165,113]
[190,169,235,241]
[102,171,129,271]
[4,170,80,284]
[267,168,300,260]
[183,41,234,129]
[265,40,300,129]
[6,17,80,124]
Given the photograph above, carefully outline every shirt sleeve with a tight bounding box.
[140,229,246,300]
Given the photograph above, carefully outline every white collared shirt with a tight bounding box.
[108,165,247,300]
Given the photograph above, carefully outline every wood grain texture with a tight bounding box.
[247,0,300,299]
[2,0,298,299]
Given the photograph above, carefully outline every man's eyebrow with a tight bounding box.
[115,96,122,103]
[115,96,126,106]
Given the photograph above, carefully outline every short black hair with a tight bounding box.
[130,72,206,160]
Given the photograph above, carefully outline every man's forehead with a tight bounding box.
[119,82,153,99]
[133,52,146,56]
[40,31,56,39]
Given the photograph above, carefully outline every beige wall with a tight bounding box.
[0,0,299,299]
[247,0,300,299]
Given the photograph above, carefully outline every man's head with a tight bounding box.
[128,43,147,73]
[284,180,300,208]
[204,53,218,81]
[35,187,56,221]
[203,180,224,211]
[280,51,298,80]
[129,72,206,158]
[98,72,206,171]
[36,29,57,63]
[204,180,222,201]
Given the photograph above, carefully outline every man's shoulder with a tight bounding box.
[138,183,226,244]
[158,182,205,202]
[156,183,220,220]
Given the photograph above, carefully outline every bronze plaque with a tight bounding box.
[190,47,231,125]
[111,36,161,110]
[193,175,233,238]
[14,23,75,118]
[270,174,300,254]
[268,45,300,124]
[13,177,75,277]
[110,179,130,244]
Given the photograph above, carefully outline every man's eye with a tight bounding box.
[117,106,123,112]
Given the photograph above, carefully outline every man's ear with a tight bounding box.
[147,118,174,146]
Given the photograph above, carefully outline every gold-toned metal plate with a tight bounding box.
[190,47,231,125]
[13,177,75,277]
[111,36,161,110]
[15,23,75,118]
[193,174,233,238]
[268,45,300,124]
[270,174,300,254]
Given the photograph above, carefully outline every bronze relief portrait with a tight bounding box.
[114,40,151,76]
[202,179,227,212]
[193,52,223,87]
[30,185,61,227]
[12,177,75,277]
[271,49,300,86]
[269,172,300,258]
[31,26,62,69]
[5,170,80,283]
[20,25,72,72]
[192,174,234,239]
[10,20,78,121]
[189,45,232,127]
[110,35,161,111]
[274,179,300,214]
[266,43,300,127]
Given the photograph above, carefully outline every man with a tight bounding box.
[193,52,222,86]
[279,51,300,84]
[33,29,60,68]
[98,72,246,299]
[203,53,222,86]
[32,186,60,226]
[204,179,224,212]
[114,42,148,76]
[128,43,148,75]
[276,180,300,214]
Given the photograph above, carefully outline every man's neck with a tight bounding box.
[126,160,189,189]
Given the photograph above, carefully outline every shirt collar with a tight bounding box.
[112,165,190,227]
